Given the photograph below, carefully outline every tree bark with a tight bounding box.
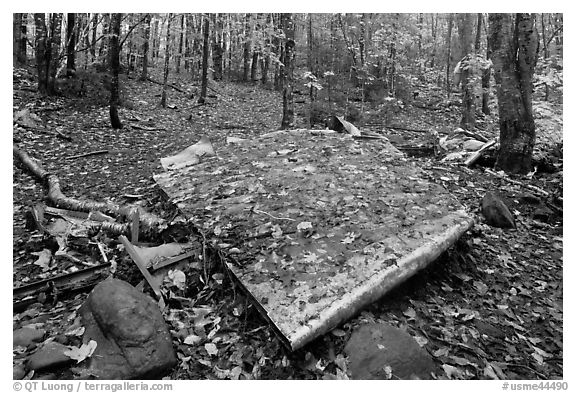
[152,18,160,65]
[429,14,437,69]
[243,13,251,82]
[34,13,61,95]
[14,14,29,65]
[90,13,98,61]
[280,13,295,130]
[140,14,151,81]
[109,13,122,129]
[99,13,110,64]
[13,14,23,65]
[446,13,453,94]
[474,13,482,52]
[359,13,366,67]
[198,14,210,103]
[176,14,185,74]
[161,14,172,108]
[66,13,77,77]
[488,13,538,174]
[211,14,223,80]
[49,14,62,88]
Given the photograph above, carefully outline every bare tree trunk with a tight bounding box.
[66,13,77,77]
[198,14,210,103]
[474,13,482,52]
[386,13,398,94]
[429,14,438,69]
[152,18,160,65]
[482,14,491,115]
[140,14,151,81]
[280,13,295,130]
[160,14,172,108]
[211,13,223,81]
[13,14,29,65]
[109,13,122,129]
[13,13,23,65]
[99,13,110,64]
[243,13,251,82]
[34,13,62,95]
[48,14,62,87]
[273,14,283,91]
[184,14,192,73]
[90,13,98,61]
[446,13,453,94]
[489,13,538,174]
[359,13,366,67]
[34,13,49,93]
[176,14,184,74]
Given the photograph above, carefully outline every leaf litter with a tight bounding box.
[12,66,562,379]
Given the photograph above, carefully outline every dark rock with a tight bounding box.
[27,341,73,371]
[13,327,46,347]
[533,206,554,223]
[481,192,516,229]
[518,192,541,205]
[344,323,436,380]
[13,363,26,379]
[325,115,345,133]
[79,278,177,379]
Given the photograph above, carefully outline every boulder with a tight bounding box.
[13,327,45,347]
[533,206,554,223]
[344,323,436,380]
[481,192,516,229]
[79,278,176,379]
[13,363,26,379]
[27,341,73,371]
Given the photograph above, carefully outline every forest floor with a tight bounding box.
[12,65,563,380]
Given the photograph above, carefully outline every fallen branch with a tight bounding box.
[66,150,109,160]
[14,145,166,237]
[147,77,185,93]
[455,128,489,143]
[485,168,550,197]
[465,139,496,166]
[385,125,429,133]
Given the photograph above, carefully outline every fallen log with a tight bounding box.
[13,145,166,237]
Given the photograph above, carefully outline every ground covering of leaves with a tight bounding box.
[12,65,563,380]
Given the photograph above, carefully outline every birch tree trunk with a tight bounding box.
[280,13,295,130]
[109,13,122,129]
[160,14,172,108]
[140,14,151,81]
[199,14,210,104]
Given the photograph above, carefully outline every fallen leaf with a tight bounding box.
[205,342,218,356]
[64,340,97,363]
[473,280,489,296]
[184,334,202,346]
[297,221,313,231]
[32,249,52,270]
[442,364,463,379]
[403,307,417,319]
